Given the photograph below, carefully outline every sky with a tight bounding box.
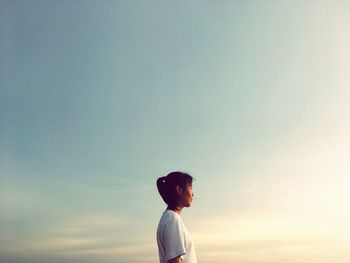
[1,1,350,263]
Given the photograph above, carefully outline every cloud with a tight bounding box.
[192,214,350,263]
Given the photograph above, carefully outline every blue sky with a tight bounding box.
[1,1,350,263]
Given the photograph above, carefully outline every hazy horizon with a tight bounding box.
[1,1,350,263]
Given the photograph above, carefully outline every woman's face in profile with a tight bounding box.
[180,182,194,207]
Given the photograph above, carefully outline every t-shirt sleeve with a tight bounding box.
[163,216,186,261]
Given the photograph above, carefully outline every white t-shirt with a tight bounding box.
[157,210,197,263]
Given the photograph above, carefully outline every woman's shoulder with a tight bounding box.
[158,210,185,235]
[160,210,181,224]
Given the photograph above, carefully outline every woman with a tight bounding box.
[156,171,197,263]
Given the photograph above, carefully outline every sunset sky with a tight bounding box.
[1,1,350,263]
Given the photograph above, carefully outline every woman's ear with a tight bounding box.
[175,185,183,195]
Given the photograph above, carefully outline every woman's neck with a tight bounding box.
[167,206,182,214]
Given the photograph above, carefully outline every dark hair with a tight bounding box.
[156,171,193,209]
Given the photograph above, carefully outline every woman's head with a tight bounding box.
[156,171,194,209]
